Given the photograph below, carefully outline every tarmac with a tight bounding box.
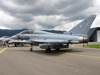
[0,42,100,75]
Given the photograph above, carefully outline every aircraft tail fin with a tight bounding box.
[68,15,96,35]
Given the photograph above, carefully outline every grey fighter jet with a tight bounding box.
[14,15,96,53]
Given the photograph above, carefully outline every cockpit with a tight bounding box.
[20,30,34,34]
[19,30,52,35]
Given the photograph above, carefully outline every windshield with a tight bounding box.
[20,30,34,34]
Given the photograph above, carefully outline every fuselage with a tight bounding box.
[17,32,88,44]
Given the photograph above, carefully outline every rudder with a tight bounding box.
[68,15,96,35]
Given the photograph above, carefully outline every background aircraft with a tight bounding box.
[12,15,96,53]
[0,36,10,45]
[0,36,26,47]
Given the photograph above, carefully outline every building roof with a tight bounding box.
[88,27,100,38]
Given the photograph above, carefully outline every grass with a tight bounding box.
[0,45,9,47]
[85,44,100,48]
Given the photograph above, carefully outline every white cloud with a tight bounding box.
[0,11,14,22]
[0,0,99,30]
[53,20,81,31]
[0,26,10,29]
[0,11,14,29]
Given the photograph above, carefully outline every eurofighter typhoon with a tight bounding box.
[12,15,96,53]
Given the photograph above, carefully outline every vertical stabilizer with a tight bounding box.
[68,15,96,34]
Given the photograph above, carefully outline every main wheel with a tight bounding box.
[30,48,33,51]
[55,48,60,51]
[14,43,17,47]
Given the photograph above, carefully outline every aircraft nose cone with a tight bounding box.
[19,34,29,40]
[18,34,25,39]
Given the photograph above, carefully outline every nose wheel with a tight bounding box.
[45,48,51,53]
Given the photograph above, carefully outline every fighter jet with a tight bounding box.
[14,15,96,53]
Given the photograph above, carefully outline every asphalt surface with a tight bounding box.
[0,44,100,75]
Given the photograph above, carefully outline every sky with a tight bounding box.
[0,0,100,31]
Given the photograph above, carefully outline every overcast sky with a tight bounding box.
[0,0,100,31]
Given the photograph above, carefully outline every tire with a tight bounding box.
[30,48,33,51]
[45,48,51,53]
[55,48,60,51]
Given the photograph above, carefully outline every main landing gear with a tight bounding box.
[30,44,33,51]
[55,48,60,51]
[30,47,33,51]
[14,43,17,47]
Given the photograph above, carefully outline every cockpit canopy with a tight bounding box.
[19,30,52,34]
[20,30,34,34]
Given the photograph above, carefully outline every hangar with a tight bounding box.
[88,27,100,42]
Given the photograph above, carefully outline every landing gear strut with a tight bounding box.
[14,43,17,47]
[30,44,33,51]
[45,47,51,53]
[30,47,33,51]
[66,44,69,48]
[55,48,60,51]
[8,44,9,47]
